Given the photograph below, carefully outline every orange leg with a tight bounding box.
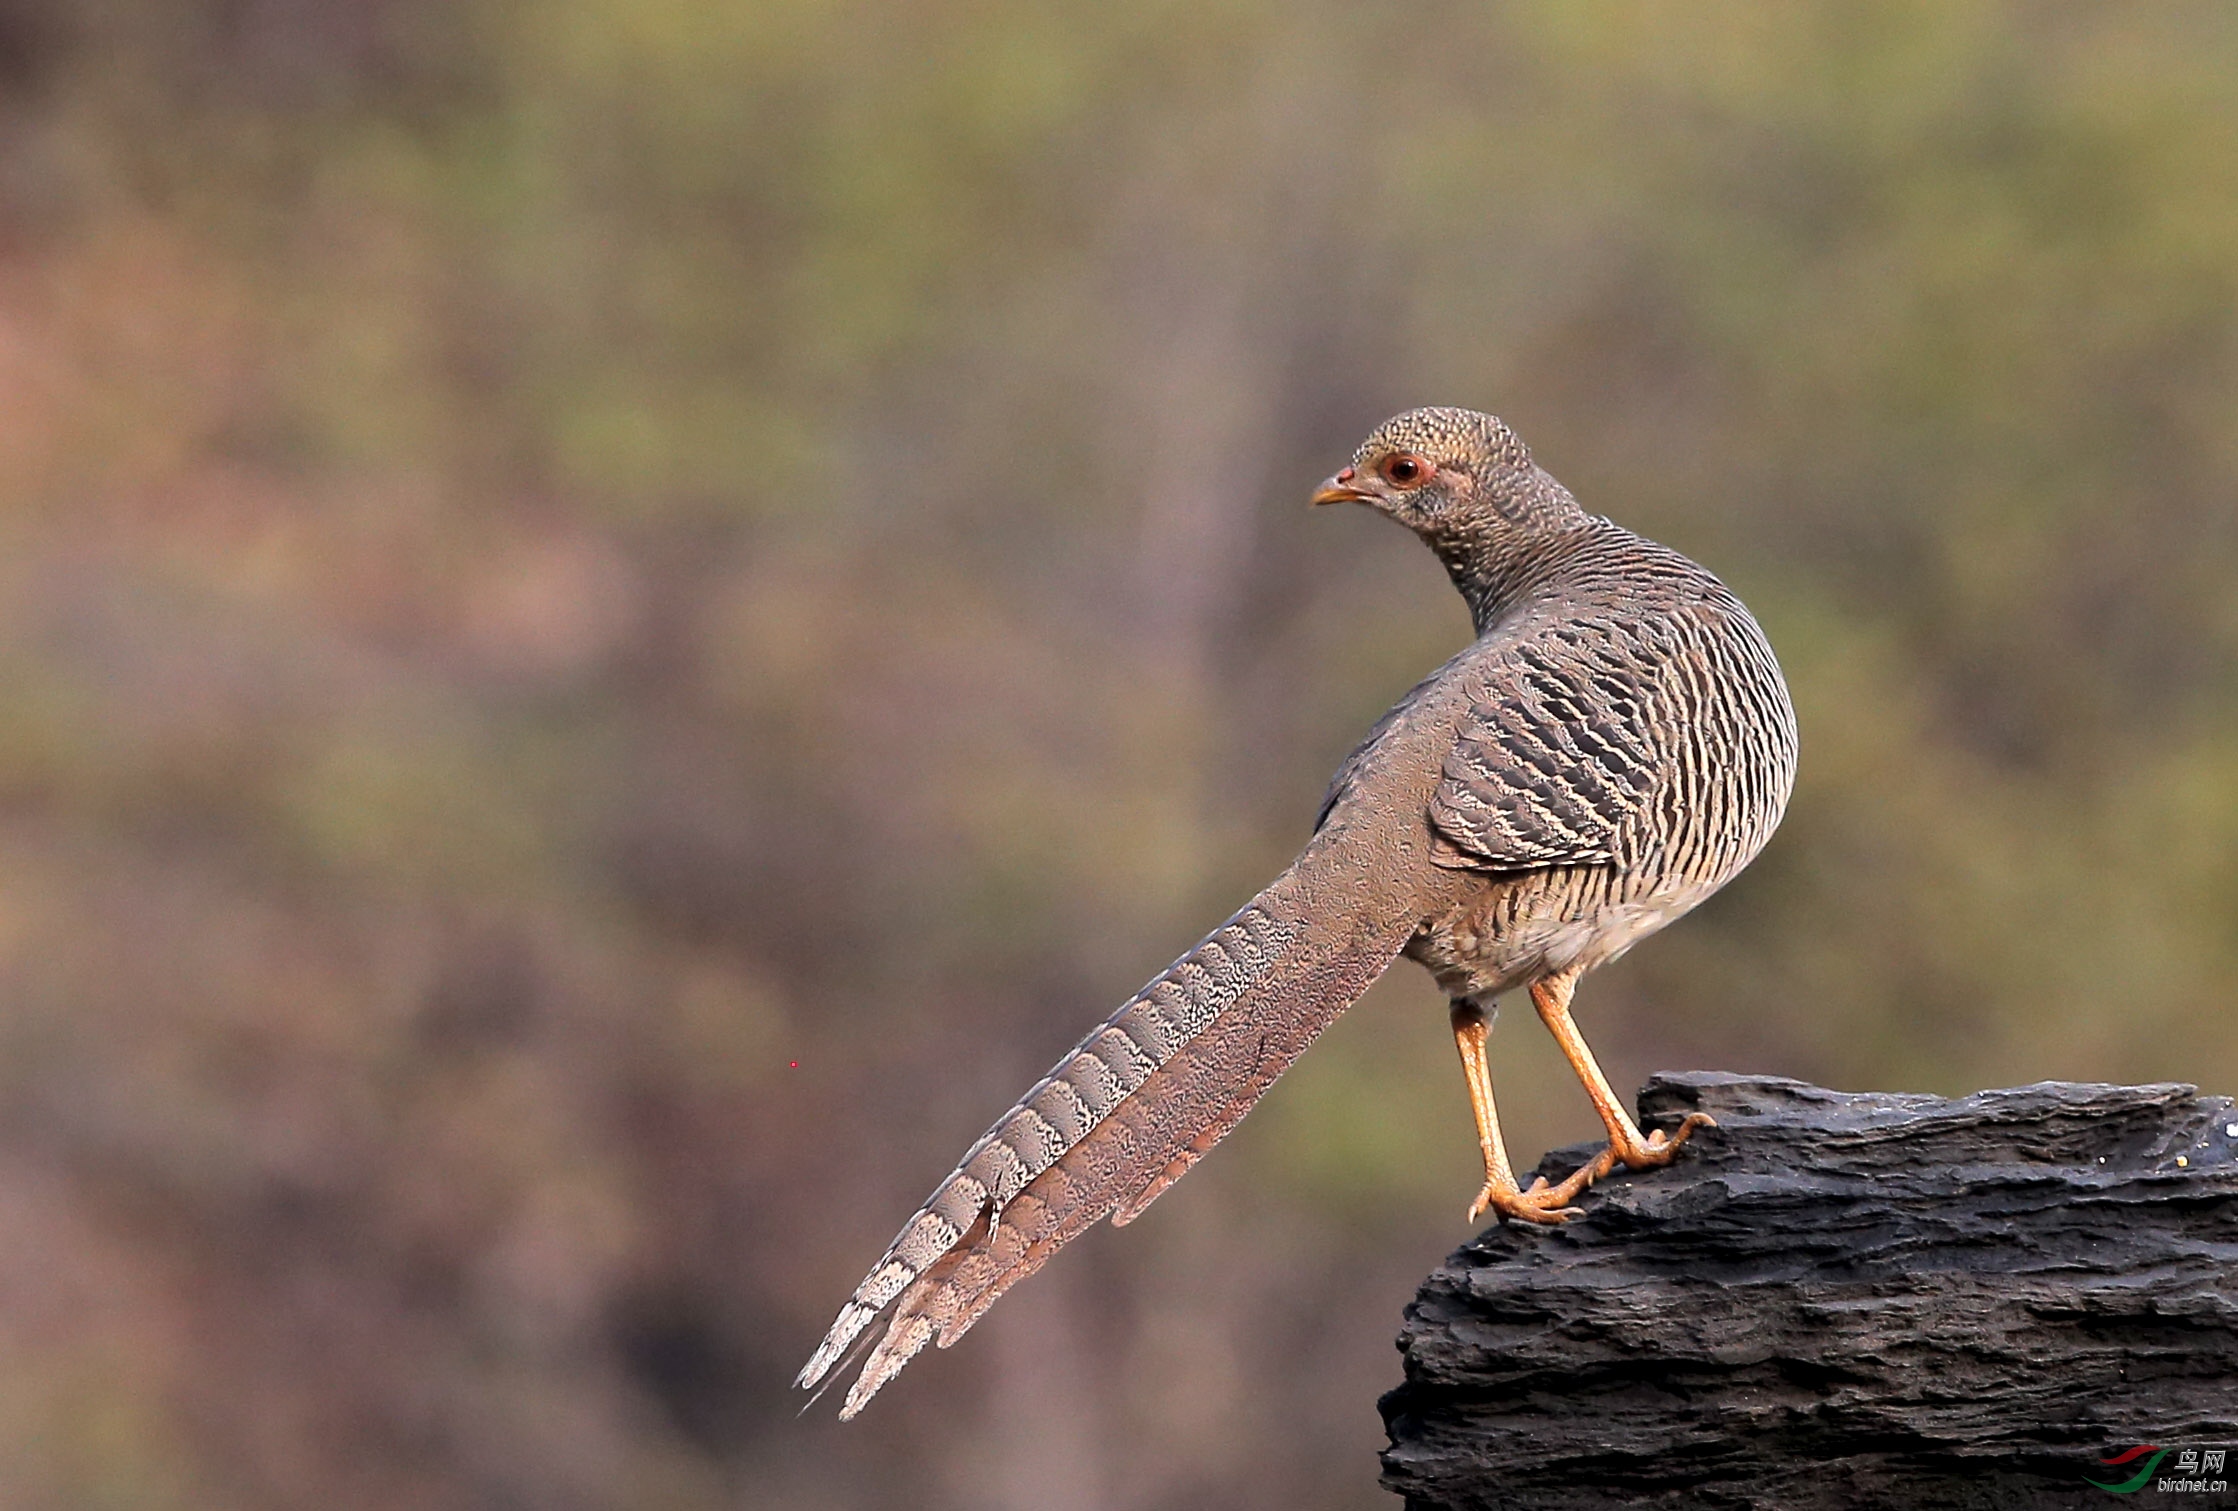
[1449,1000,1600,1225]
[1530,969,1715,1175]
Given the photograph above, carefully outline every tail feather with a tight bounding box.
[798,842,1412,1418]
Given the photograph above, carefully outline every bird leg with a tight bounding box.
[1450,999,1598,1225]
[1530,969,1715,1175]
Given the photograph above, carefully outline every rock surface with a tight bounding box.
[1379,1073,2238,1510]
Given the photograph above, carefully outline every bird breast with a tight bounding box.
[1407,862,1720,1001]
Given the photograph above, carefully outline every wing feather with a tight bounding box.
[1425,622,1669,870]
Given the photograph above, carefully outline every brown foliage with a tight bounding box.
[2,3,2236,1507]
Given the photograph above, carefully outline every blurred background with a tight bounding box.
[2,1,2236,1507]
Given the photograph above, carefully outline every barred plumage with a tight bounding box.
[800,406,1797,1416]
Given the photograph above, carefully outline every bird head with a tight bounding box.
[1312,407,1571,536]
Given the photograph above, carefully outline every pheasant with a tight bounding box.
[798,407,1799,1418]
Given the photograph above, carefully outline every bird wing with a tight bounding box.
[797,835,1416,1418]
[1426,622,1669,870]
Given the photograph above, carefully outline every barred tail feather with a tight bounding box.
[796,844,1412,1417]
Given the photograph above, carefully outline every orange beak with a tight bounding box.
[1312,466,1368,506]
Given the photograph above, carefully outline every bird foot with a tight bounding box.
[1467,1154,1608,1226]
[1468,1177,1578,1225]
[1470,1113,1719,1227]
[1606,1111,1717,1171]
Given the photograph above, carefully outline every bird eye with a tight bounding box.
[1380,453,1433,487]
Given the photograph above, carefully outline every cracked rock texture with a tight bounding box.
[1379,1073,2238,1510]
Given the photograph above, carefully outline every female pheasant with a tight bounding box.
[799,407,1799,1418]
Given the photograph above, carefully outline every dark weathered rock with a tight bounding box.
[1379,1073,2238,1510]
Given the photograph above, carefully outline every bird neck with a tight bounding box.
[1428,468,1599,634]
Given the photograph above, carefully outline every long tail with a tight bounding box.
[796,839,1413,1418]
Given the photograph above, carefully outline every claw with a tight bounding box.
[1614,1111,1717,1170]
[1469,1146,1620,1225]
[1473,1113,1726,1227]
[1470,1179,1578,1225]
